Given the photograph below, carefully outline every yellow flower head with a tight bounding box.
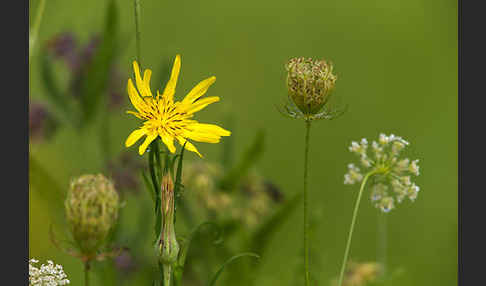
[125,55,231,156]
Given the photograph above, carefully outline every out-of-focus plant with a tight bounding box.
[29,101,59,142]
[62,174,121,286]
[39,0,120,129]
[174,129,301,286]
[29,258,70,286]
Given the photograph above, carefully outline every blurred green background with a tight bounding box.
[29,0,457,285]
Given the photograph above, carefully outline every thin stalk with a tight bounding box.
[377,212,387,277]
[134,0,142,66]
[337,172,373,286]
[163,265,172,286]
[303,120,311,286]
[29,0,47,61]
[84,261,91,286]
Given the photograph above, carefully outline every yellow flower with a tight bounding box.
[125,55,231,156]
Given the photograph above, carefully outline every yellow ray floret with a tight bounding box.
[125,55,231,157]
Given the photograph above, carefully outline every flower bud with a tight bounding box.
[158,174,180,265]
[286,57,337,115]
[65,174,119,259]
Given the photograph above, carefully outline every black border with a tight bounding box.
[459,0,486,285]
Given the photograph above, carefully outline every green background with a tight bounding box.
[29,0,457,285]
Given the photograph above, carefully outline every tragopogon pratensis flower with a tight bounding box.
[29,258,70,286]
[125,55,231,156]
[344,134,421,212]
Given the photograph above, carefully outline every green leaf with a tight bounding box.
[141,170,155,203]
[249,192,302,255]
[208,253,260,286]
[219,129,265,191]
[149,140,162,241]
[40,51,80,127]
[77,0,118,122]
[29,154,65,226]
[173,142,186,207]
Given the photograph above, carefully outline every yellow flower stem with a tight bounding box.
[134,0,142,67]
[303,119,311,286]
[337,171,374,286]
[29,0,47,62]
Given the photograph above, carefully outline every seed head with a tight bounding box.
[65,174,119,259]
[286,57,337,115]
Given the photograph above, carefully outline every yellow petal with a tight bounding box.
[125,128,146,147]
[143,69,152,87]
[160,132,176,153]
[132,61,152,97]
[176,136,202,157]
[183,96,220,114]
[126,111,144,119]
[183,123,231,143]
[138,133,158,155]
[191,123,231,136]
[182,76,216,104]
[127,79,148,113]
[162,54,181,103]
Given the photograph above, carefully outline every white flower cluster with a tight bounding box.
[344,134,420,212]
[29,258,70,286]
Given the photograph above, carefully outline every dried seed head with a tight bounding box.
[65,174,119,259]
[286,57,337,115]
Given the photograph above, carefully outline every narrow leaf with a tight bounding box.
[249,192,302,255]
[78,0,118,122]
[174,222,223,286]
[208,253,260,286]
[141,170,155,203]
[219,130,265,191]
[173,142,186,207]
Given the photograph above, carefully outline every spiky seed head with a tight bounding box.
[286,57,337,115]
[65,174,119,259]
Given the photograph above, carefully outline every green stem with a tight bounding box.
[377,211,387,277]
[29,0,47,61]
[163,264,172,286]
[84,261,91,286]
[337,172,373,286]
[101,100,110,168]
[303,120,311,286]
[134,0,142,66]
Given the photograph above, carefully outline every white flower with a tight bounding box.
[344,133,421,212]
[29,258,70,286]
